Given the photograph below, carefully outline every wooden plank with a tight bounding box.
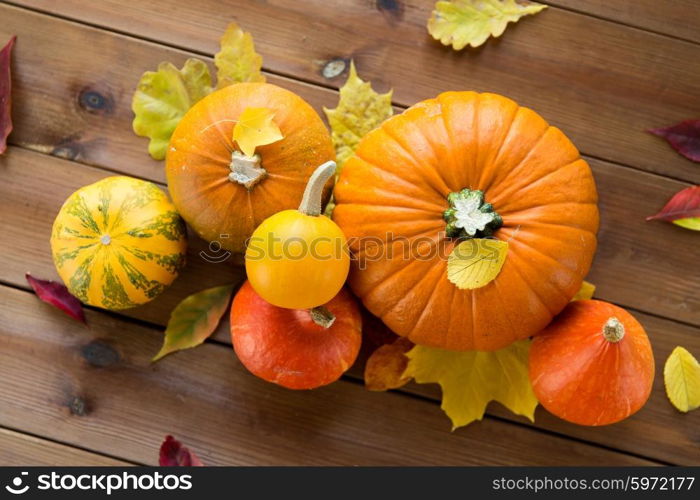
[5,1,700,183]
[3,138,698,330]
[548,0,700,44]
[0,3,338,185]
[0,285,655,466]
[1,146,697,464]
[0,428,132,466]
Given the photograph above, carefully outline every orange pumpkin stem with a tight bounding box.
[298,161,337,216]
[443,188,502,239]
[229,151,266,190]
[602,317,625,343]
[309,306,336,329]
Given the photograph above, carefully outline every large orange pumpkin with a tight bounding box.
[166,83,334,253]
[333,91,599,351]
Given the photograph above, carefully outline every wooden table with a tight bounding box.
[0,0,698,466]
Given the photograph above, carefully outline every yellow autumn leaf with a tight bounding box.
[215,22,265,88]
[323,61,393,170]
[572,280,596,301]
[664,346,700,413]
[405,340,537,429]
[232,107,284,157]
[132,59,213,160]
[428,0,547,50]
[447,238,508,290]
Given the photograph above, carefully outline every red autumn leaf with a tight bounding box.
[646,186,700,228]
[26,273,86,323]
[648,120,700,162]
[0,36,15,155]
[159,435,204,466]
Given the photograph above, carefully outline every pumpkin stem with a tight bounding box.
[298,161,337,216]
[602,317,625,343]
[443,188,502,239]
[229,151,266,190]
[309,306,336,329]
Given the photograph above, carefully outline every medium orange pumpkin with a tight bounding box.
[230,281,362,390]
[333,91,599,351]
[529,300,655,426]
[166,83,334,253]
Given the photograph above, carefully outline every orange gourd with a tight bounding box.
[230,281,362,390]
[529,300,655,426]
[333,91,599,351]
[166,83,334,253]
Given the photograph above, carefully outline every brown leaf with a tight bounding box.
[0,36,15,155]
[365,337,414,391]
[646,185,700,231]
[648,120,700,162]
[159,435,204,466]
[26,273,86,323]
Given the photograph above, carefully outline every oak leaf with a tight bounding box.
[132,59,213,160]
[664,346,700,413]
[323,62,393,171]
[428,0,547,50]
[405,340,537,429]
[153,284,235,361]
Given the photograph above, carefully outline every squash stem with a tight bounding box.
[309,306,336,329]
[298,161,337,216]
[443,188,502,239]
[229,151,266,190]
[602,317,625,343]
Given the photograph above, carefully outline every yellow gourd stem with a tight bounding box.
[298,161,337,216]
[602,317,625,343]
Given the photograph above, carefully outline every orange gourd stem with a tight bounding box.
[298,160,338,327]
[602,317,625,343]
[229,151,266,190]
[443,188,503,239]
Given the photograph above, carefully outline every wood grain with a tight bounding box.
[0,147,697,464]
[0,284,657,465]
[6,0,700,183]
[548,0,700,44]
[0,427,132,466]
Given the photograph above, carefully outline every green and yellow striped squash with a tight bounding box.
[51,176,187,310]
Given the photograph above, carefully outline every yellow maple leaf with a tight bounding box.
[405,340,537,429]
[132,59,213,160]
[428,0,547,50]
[664,346,700,413]
[571,280,595,301]
[215,21,265,88]
[447,238,508,290]
[232,107,284,157]
[323,62,393,170]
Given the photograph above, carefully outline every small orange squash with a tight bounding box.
[333,91,599,351]
[166,83,334,253]
[230,281,362,390]
[529,300,655,426]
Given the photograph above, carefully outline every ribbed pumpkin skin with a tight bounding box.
[333,92,599,351]
[166,83,334,253]
[529,300,654,426]
[51,176,187,310]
